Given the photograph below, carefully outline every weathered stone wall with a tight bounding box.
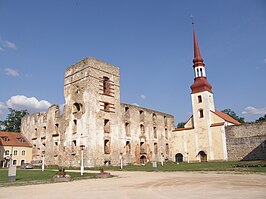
[21,57,174,167]
[226,121,266,161]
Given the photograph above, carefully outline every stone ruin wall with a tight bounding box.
[120,103,174,164]
[225,121,266,161]
[21,57,175,167]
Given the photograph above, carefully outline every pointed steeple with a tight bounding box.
[190,20,212,94]
[193,29,205,67]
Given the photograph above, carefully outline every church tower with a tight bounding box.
[190,24,215,160]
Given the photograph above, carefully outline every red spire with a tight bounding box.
[193,27,205,67]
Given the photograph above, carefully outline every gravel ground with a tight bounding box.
[0,171,265,199]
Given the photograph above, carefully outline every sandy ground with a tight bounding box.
[0,171,266,199]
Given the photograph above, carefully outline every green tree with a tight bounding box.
[0,108,28,132]
[256,114,266,122]
[221,109,245,123]
[177,122,185,128]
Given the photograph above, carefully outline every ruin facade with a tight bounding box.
[21,58,174,167]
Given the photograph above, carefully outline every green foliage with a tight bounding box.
[221,108,245,123]
[177,122,185,128]
[0,108,28,132]
[256,114,266,122]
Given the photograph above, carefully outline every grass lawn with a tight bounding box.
[89,161,266,173]
[0,169,97,187]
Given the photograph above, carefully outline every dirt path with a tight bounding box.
[0,171,266,199]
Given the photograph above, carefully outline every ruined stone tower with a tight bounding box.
[21,57,174,167]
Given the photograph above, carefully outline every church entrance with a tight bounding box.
[198,151,207,162]
[175,153,183,162]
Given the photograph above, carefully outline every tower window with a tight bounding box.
[199,109,204,118]
[73,103,82,114]
[104,102,110,112]
[198,95,202,103]
[104,119,110,133]
[103,76,110,95]
[200,68,203,77]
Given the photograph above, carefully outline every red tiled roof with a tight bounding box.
[0,131,32,147]
[210,122,225,127]
[211,110,241,125]
[173,127,194,132]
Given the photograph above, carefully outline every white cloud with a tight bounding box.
[6,95,51,113]
[0,102,6,114]
[140,94,146,100]
[0,38,17,50]
[242,106,266,115]
[4,68,19,77]
[131,103,139,107]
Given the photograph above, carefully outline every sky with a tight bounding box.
[0,0,266,125]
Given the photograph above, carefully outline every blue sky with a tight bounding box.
[0,0,266,124]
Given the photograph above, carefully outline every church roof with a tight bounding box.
[193,29,205,67]
[211,110,241,125]
[191,77,212,93]
[0,131,32,147]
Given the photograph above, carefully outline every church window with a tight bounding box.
[21,150,26,156]
[198,95,202,103]
[199,109,204,118]
[13,150,18,156]
[196,68,199,77]
[200,68,203,76]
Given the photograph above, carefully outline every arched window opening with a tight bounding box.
[73,103,82,114]
[175,153,183,162]
[197,151,207,162]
